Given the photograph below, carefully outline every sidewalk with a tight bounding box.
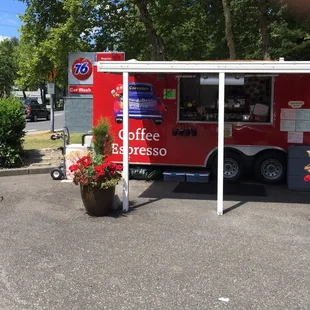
[0,148,62,177]
[0,174,309,309]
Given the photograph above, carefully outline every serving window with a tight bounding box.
[178,74,273,123]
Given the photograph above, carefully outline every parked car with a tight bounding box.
[22,98,50,122]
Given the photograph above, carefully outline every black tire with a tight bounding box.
[46,112,50,120]
[51,168,63,180]
[31,114,38,122]
[211,150,245,182]
[254,151,286,184]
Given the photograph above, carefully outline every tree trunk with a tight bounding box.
[222,0,237,60]
[133,0,165,60]
[22,90,27,99]
[258,0,271,60]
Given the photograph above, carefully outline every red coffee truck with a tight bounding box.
[69,52,310,184]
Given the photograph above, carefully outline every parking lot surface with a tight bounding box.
[0,175,309,309]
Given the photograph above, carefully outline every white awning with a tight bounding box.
[97,59,310,74]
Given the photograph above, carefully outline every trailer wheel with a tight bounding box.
[51,168,63,180]
[254,151,286,184]
[211,151,244,182]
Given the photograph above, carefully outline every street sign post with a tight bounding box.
[47,83,55,94]
[47,83,55,132]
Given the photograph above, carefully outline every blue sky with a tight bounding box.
[0,0,27,41]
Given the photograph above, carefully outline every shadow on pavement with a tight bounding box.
[138,180,310,213]
[110,198,163,218]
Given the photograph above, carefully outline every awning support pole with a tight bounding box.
[217,72,225,215]
[122,72,129,212]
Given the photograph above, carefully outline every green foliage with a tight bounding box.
[16,0,310,92]
[92,117,113,156]
[0,97,26,168]
[0,38,19,97]
[17,0,95,88]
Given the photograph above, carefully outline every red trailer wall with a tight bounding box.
[93,68,310,167]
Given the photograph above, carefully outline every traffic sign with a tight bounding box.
[48,68,58,82]
[47,83,55,94]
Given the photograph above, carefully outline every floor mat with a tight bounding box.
[173,182,267,197]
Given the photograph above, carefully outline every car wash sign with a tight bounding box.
[68,52,125,95]
[68,52,95,95]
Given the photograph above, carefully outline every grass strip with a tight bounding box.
[23,132,84,150]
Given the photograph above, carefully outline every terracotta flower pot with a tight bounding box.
[80,184,115,216]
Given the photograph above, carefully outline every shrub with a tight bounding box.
[69,117,123,189]
[92,117,113,156]
[0,97,26,167]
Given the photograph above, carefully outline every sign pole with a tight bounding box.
[122,72,129,212]
[50,93,54,132]
[47,82,55,132]
[217,72,225,215]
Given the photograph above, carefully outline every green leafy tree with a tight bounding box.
[16,0,310,91]
[0,38,19,97]
[17,0,95,90]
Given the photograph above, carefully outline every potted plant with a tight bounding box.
[68,117,123,216]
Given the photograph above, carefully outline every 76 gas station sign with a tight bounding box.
[68,52,125,95]
[72,58,93,81]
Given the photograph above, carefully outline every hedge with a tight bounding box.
[0,97,26,168]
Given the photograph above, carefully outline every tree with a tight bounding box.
[258,0,271,60]
[133,0,165,60]
[16,0,310,91]
[222,0,237,59]
[0,38,19,97]
[17,0,95,90]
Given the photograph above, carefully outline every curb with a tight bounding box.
[0,166,52,177]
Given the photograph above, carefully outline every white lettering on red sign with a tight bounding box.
[118,128,160,141]
[112,128,167,157]
[69,86,92,94]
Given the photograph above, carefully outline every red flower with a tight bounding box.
[77,155,92,168]
[94,165,101,172]
[109,163,117,170]
[69,164,79,172]
[68,149,122,188]
[304,175,310,182]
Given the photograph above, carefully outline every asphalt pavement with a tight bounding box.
[25,111,64,134]
[0,175,309,310]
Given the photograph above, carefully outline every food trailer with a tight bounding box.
[68,52,310,214]
[92,59,310,184]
